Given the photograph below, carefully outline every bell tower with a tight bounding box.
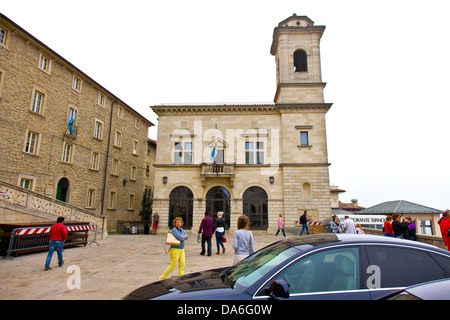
[270,14,332,225]
[270,14,327,104]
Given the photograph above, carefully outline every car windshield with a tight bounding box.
[224,241,304,289]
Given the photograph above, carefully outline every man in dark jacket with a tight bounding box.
[299,211,309,236]
[198,211,214,256]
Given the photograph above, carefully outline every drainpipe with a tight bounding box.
[101,99,117,217]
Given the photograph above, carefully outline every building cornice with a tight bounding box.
[151,102,332,115]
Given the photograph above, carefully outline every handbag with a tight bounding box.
[222,236,227,243]
[166,232,181,246]
[165,231,181,254]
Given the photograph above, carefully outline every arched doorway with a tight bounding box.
[206,186,230,229]
[243,186,268,230]
[56,178,69,202]
[169,186,193,229]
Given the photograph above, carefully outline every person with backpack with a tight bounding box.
[299,211,309,236]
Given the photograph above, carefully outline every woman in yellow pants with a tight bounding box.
[160,217,188,280]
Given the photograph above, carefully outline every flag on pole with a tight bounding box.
[68,112,75,135]
[210,138,217,162]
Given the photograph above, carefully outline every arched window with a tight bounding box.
[169,186,193,229]
[294,50,307,72]
[243,187,268,230]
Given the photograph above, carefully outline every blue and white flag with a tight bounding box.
[210,138,217,162]
[68,112,75,135]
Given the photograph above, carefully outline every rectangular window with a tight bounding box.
[20,178,33,190]
[256,142,264,164]
[39,54,51,73]
[184,142,192,164]
[173,142,192,164]
[117,106,123,118]
[130,165,137,181]
[108,191,116,210]
[72,75,82,92]
[62,142,74,163]
[90,152,99,170]
[31,90,44,114]
[98,93,106,107]
[93,120,103,140]
[420,220,433,235]
[245,142,253,164]
[114,130,122,148]
[246,141,264,164]
[24,131,39,154]
[86,189,95,208]
[111,158,119,176]
[300,132,309,146]
[128,194,135,210]
[0,27,6,45]
[133,139,139,155]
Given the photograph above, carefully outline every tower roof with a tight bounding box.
[270,14,325,56]
[277,14,314,27]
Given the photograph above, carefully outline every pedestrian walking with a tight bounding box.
[343,215,357,234]
[275,213,287,239]
[383,216,394,237]
[44,216,67,271]
[438,209,450,251]
[160,217,188,280]
[214,211,226,254]
[198,211,214,256]
[299,211,309,235]
[232,215,254,265]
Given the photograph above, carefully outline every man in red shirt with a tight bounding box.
[44,216,68,270]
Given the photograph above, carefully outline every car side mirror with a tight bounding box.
[265,279,290,299]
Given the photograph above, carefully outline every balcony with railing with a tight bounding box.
[200,163,235,187]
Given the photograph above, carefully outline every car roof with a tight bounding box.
[278,233,449,254]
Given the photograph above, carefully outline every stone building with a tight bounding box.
[151,15,333,233]
[0,14,154,231]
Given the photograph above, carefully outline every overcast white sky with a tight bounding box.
[2,0,449,210]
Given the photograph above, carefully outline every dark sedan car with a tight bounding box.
[124,233,450,300]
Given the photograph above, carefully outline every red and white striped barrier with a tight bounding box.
[295,221,322,226]
[16,224,96,235]
[17,227,51,235]
[67,225,96,232]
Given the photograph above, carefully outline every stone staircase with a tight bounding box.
[0,180,107,239]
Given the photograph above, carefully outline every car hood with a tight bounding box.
[123,267,244,300]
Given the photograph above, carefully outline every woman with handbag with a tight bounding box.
[160,217,189,280]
